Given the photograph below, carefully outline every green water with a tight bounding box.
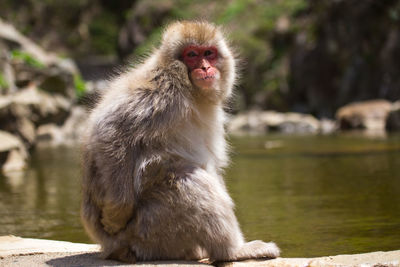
[0,134,399,257]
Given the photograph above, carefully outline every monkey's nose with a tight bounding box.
[200,59,211,71]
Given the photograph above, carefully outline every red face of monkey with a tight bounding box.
[182,45,220,90]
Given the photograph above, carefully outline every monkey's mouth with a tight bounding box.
[193,75,216,89]
[198,75,215,80]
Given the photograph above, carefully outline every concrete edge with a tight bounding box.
[0,236,399,267]
[0,235,100,257]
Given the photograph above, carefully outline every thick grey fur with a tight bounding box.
[81,21,280,263]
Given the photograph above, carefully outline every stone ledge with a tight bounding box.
[0,235,99,257]
[0,236,399,267]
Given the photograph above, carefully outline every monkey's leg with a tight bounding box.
[193,175,280,261]
[204,215,280,261]
[106,246,137,263]
[230,240,280,261]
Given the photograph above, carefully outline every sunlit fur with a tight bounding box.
[81,21,279,263]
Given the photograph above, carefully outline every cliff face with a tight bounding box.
[289,0,400,117]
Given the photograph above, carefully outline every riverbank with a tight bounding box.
[0,236,398,267]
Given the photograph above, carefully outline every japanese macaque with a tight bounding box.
[81,21,280,263]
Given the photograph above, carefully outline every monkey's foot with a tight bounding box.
[106,246,136,263]
[235,240,280,261]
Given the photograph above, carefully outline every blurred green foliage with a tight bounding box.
[11,50,45,69]
[73,73,87,98]
[128,0,307,110]
[133,27,163,57]
[89,13,119,55]
[0,73,8,90]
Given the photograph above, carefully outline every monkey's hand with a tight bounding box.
[101,203,133,235]
[169,60,189,77]
[160,60,192,89]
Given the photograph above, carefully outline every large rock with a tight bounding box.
[0,131,23,153]
[0,17,85,149]
[36,124,65,145]
[61,106,88,142]
[0,17,80,99]
[12,86,72,125]
[0,18,77,74]
[336,100,392,131]
[36,106,88,145]
[0,94,36,146]
[386,101,400,131]
[0,86,72,146]
[227,111,328,135]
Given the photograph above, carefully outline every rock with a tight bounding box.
[0,17,80,100]
[386,101,400,131]
[0,18,90,162]
[39,74,69,95]
[12,85,72,126]
[0,95,12,112]
[220,250,400,266]
[0,59,17,93]
[336,100,392,131]
[227,111,268,135]
[0,18,78,74]
[273,112,320,134]
[61,106,88,143]
[11,63,77,98]
[0,131,27,173]
[0,86,87,148]
[15,117,36,145]
[0,95,37,146]
[36,124,64,145]
[227,111,322,135]
[36,106,88,146]
[0,86,72,147]
[0,131,23,153]
[2,149,27,173]
[0,236,399,267]
[320,118,337,134]
[0,235,99,257]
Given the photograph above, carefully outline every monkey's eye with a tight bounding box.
[204,50,214,57]
[187,51,198,58]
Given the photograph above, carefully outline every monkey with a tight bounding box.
[81,21,280,263]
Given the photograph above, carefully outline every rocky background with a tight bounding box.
[0,0,400,174]
[0,19,88,173]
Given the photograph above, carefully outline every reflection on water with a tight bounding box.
[0,147,84,243]
[0,134,399,257]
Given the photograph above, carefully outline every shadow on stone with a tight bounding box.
[46,252,124,266]
[46,252,211,266]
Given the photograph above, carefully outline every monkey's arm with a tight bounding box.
[83,143,137,235]
[88,61,192,235]
[106,60,192,143]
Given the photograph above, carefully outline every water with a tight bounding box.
[0,134,399,257]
